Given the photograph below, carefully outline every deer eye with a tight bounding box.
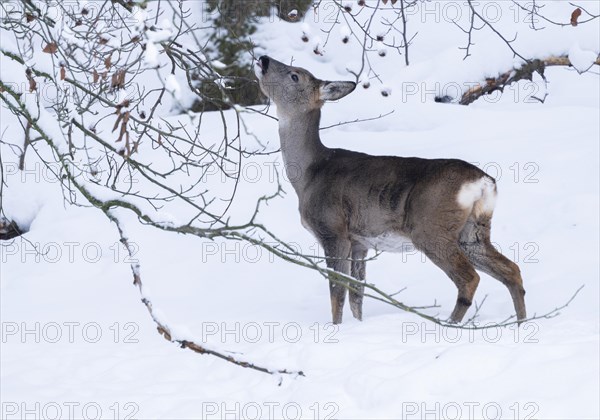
[291,74,299,82]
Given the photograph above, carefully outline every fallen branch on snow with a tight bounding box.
[437,55,600,105]
[109,214,305,382]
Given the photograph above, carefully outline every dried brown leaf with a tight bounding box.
[60,66,66,81]
[111,69,126,90]
[42,42,58,54]
[113,112,124,133]
[25,68,36,92]
[117,118,127,143]
[125,131,130,156]
[571,8,582,26]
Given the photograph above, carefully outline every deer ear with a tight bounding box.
[320,81,356,101]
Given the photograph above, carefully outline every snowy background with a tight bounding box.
[1,1,599,419]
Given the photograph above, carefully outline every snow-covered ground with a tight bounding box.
[1,1,599,419]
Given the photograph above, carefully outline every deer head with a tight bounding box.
[255,55,356,117]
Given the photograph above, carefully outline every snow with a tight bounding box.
[1,1,599,419]
[164,74,181,100]
[568,43,598,74]
[154,211,181,228]
[144,41,160,67]
[211,60,227,69]
[146,27,174,44]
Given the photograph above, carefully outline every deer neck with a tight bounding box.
[278,108,328,197]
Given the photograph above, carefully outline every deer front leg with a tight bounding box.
[349,245,368,321]
[323,239,352,325]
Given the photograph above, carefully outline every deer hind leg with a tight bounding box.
[459,217,527,321]
[349,245,368,321]
[414,234,481,323]
[322,238,352,325]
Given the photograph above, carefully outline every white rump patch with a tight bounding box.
[457,177,497,216]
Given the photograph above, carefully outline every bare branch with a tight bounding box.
[457,55,600,105]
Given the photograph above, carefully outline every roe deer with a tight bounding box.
[255,55,526,324]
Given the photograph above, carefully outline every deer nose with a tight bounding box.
[259,56,270,74]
